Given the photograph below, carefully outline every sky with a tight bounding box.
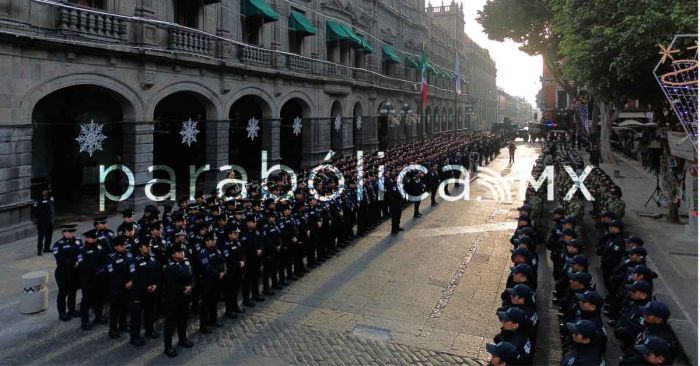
[455,0,542,107]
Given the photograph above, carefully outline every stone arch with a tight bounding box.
[148,81,223,120]
[20,73,143,124]
[152,88,220,198]
[225,86,275,119]
[279,97,312,170]
[30,83,136,214]
[229,93,275,176]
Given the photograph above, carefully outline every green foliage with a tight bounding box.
[477,0,558,58]
[553,0,698,103]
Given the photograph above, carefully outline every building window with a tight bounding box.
[244,17,262,45]
[354,49,364,69]
[289,31,303,55]
[174,0,200,28]
[70,0,105,8]
[557,90,568,109]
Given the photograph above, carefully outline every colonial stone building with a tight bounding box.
[0,0,496,242]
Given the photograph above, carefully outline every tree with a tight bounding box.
[552,0,697,162]
[477,0,576,97]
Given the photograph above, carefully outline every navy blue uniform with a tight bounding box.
[52,237,81,317]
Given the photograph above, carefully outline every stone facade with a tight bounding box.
[0,0,496,243]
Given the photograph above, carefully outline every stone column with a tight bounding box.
[120,121,154,210]
[134,0,157,46]
[0,125,34,243]
[270,1,285,68]
[263,113,281,166]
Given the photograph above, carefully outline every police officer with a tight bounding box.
[222,226,245,318]
[426,164,440,206]
[77,230,109,330]
[93,216,115,252]
[32,185,55,255]
[261,211,282,294]
[107,236,134,338]
[561,320,606,366]
[386,175,404,234]
[163,243,194,358]
[485,341,522,366]
[129,240,161,347]
[494,307,534,364]
[241,214,264,306]
[198,233,226,333]
[52,224,80,321]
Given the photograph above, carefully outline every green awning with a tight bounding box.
[382,45,401,64]
[326,21,362,47]
[289,10,316,35]
[405,56,419,69]
[342,24,364,48]
[326,21,349,41]
[359,38,374,54]
[241,0,279,23]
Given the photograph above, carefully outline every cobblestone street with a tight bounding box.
[0,143,541,365]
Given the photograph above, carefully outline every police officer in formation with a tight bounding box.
[51,132,512,357]
[491,131,677,366]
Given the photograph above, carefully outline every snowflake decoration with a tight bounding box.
[334,115,342,131]
[355,115,363,130]
[75,119,107,157]
[246,117,260,140]
[292,116,303,136]
[179,118,199,147]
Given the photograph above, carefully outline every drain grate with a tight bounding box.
[352,325,392,342]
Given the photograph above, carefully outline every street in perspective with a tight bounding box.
[0,0,697,365]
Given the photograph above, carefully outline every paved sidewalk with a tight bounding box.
[597,154,698,364]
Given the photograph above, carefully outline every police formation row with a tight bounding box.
[485,132,677,366]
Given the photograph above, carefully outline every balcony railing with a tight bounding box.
[239,45,271,66]
[168,27,212,54]
[56,6,126,41]
[327,63,349,78]
[288,54,312,73]
[33,3,467,98]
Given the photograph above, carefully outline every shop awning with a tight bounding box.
[359,38,374,54]
[405,56,420,69]
[289,10,316,35]
[326,21,363,47]
[382,45,401,64]
[241,0,279,23]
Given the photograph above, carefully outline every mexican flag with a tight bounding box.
[421,51,428,107]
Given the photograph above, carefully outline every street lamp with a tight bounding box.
[379,102,395,115]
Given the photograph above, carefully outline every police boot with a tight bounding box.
[59,313,70,321]
[164,347,178,358]
[145,330,159,339]
[224,311,238,319]
[178,339,194,348]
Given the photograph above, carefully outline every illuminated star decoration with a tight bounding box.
[246,117,260,140]
[292,116,303,136]
[75,119,107,157]
[653,35,698,150]
[657,43,680,64]
[355,115,362,130]
[179,118,199,147]
[334,115,342,131]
